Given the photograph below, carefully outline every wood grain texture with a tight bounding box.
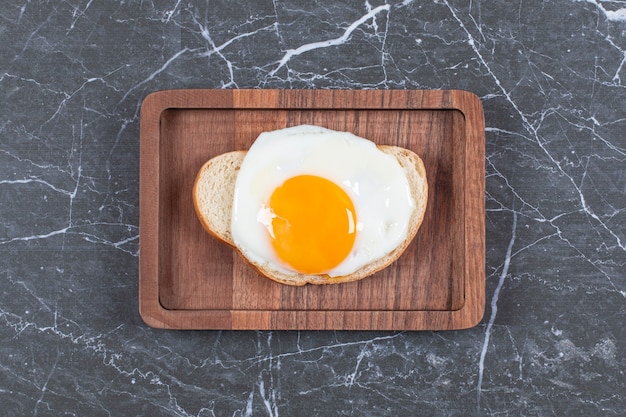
[139,89,485,330]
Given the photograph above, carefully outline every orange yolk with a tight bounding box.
[267,175,357,275]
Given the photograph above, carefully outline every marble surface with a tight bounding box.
[1,0,624,415]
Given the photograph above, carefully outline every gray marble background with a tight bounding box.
[1,1,624,416]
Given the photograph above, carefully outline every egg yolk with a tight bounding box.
[266,175,357,275]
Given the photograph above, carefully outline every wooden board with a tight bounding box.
[139,89,485,330]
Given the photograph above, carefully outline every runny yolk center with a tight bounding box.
[266,175,357,275]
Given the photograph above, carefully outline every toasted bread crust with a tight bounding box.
[193,147,427,286]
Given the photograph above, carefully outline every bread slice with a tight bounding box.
[192,146,428,286]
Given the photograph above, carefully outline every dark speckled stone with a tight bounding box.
[1,1,624,416]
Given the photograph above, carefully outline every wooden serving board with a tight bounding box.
[139,89,485,330]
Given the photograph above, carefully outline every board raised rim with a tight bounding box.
[139,89,485,330]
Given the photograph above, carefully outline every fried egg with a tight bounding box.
[231,124,415,277]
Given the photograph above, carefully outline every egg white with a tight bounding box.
[231,124,415,277]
